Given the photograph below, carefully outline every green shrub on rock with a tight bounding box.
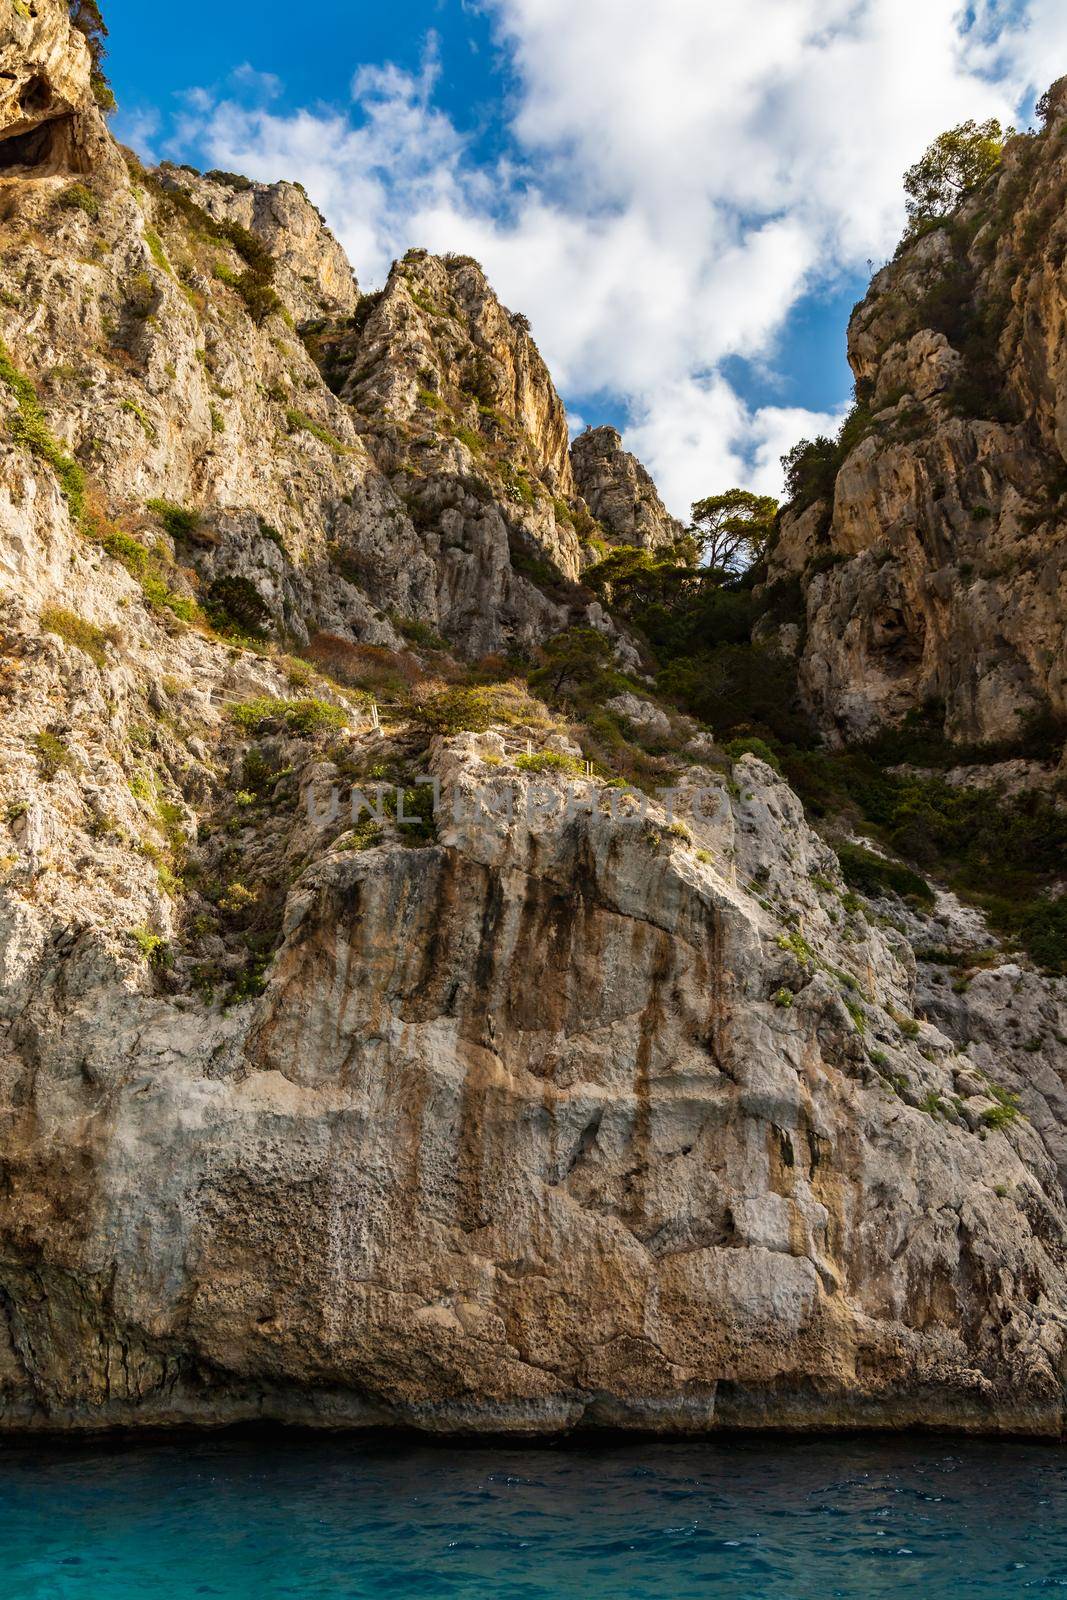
[1018,896,1067,977]
[146,498,200,541]
[412,682,548,736]
[515,751,584,776]
[727,736,782,773]
[229,697,349,737]
[57,183,99,219]
[32,730,76,780]
[206,576,270,638]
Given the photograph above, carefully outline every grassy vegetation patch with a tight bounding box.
[412,682,549,736]
[515,751,585,777]
[32,730,76,780]
[727,736,782,773]
[778,731,1067,972]
[0,340,87,524]
[40,605,117,668]
[285,408,351,454]
[57,183,99,219]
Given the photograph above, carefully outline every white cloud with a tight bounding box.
[624,381,847,512]
[154,0,1052,512]
[230,63,284,103]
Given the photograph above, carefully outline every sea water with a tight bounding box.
[3,1432,1066,1598]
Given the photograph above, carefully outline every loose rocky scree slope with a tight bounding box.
[0,0,1065,1435]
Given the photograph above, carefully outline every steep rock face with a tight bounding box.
[298,248,635,652]
[0,142,432,647]
[768,90,1067,744]
[155,166,360,324]
[571,425,682,550]
[5,715,1067,1434]
[1,0,89,145]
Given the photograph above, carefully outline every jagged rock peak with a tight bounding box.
[766,97,1067,747]
[571,424,682,550]
[332,247,577,498]
[155,164,360,324]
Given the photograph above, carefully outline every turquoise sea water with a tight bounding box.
[3,1433,1067,1598]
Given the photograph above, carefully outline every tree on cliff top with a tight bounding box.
[903,118,1011,225]
[689,488,778,574]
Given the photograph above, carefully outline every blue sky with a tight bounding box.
[102,0,1061,513]
[106,2,505,157]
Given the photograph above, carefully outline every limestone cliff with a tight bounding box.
[768,86,1067,745]
[571,425,682,550]
[0,0,1066,1439]
[0,31,621,666]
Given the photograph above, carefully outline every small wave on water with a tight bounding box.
[3,1433,1067,1598]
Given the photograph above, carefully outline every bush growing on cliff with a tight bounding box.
[781,436,839,509]
[285,409,350,454]
[727,736,782,773]
[229,697,350,737]
[33,730,77,780]
[780,404,873,513]
[837,842,934,906]
[389,613,447,651]
[206,576,271,639]
[303,634,421,704]
[777,737,1067,972]
[0,341,87,524]
[909,254,1016,422]
[659,644,810,746]
[516,751,584,777]
[412,681,547,736]
[57,183,99,219]
[69,2,116,113]
[146,498,200,542]
[235,272,284,326]
[206,170,254,193]
[1018,896,1067,976]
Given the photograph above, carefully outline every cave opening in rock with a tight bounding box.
[0,115,73,173]
[871,606,926,678]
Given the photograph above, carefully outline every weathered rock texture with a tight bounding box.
[156,165,360,324]
[6,703,1067,1434]
[767,86,1067,745]
[0,1,1066,1438]
[571,425,682,550]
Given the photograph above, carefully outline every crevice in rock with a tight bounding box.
[18,74,53,117]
